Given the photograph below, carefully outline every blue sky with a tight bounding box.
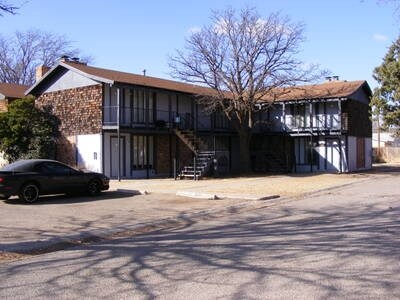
[1,0,399,89]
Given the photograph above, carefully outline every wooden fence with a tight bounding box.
[373,147,400,163]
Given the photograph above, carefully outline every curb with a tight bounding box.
[175,191,280,200]
[176,191,218,199]
[116,188,149,195]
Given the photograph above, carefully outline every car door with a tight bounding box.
[35,162,85,194]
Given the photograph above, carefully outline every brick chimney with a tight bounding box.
[35,65,50,82]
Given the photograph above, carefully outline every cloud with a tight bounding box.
[373,33,388,42]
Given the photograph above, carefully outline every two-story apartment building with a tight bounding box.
[27,59,238,179]
[26,59,372,178]
[254,80,372,173]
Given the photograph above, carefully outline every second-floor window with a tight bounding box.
[288,103,309,128]
[130,89,154,125]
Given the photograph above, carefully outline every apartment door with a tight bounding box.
[356,137,365,169]
[110,136,125,178]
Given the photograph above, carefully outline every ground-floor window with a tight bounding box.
[295,137,318,165]
[132,135,154,170]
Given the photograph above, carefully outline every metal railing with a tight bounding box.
[284,114,346,132]
[103,106,173,128]
[103,106,220,131]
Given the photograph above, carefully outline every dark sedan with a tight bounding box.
[0,159,109,203]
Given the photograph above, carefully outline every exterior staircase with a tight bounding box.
[173,129,206,153]
[179,151,215,179]
[173,128,214,179]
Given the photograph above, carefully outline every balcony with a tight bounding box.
[256,113,349,135]
[102,106,214,131]
[103,106,172,129]
[285,113,348,134]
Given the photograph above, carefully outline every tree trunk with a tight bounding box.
[238,127,252,173]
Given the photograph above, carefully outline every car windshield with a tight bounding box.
[0,160,35,172]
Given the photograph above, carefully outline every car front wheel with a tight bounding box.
[19,183,40,203]
[87,179,101,196]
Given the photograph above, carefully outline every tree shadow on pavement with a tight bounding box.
[0,198,399,299]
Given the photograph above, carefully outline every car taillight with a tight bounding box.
[0,177,3,183]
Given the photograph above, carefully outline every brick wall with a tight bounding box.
[0,99,7,112]
[155,135,194,175]
[35,84,103,166]
[56,135,77,167]
[36,84,103,136]
[178,139,193,167]
[156,135,171,174]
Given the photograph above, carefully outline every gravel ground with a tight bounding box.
[110,168,384,198]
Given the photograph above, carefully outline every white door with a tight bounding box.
[110,136,125,178]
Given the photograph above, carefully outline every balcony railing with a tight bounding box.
[257,113,349,133]
[103,106,349,133]
[103,106,214,131]
[285,114,341,131]
[103,106,172,128]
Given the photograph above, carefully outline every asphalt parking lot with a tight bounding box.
[0,191,246,254]
[0,163,398,257]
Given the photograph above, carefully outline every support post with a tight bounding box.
[213,135,216,156]
[193,155,197,181]
[282,103,286,131]
[310,136,313,173]
[338,100,343,173]
[338,99,342,130]
[146,135,149,179]
[173,158,177,180]
[339,137,343,173]
[117,87,121,182]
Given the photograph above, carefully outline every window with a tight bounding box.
[131,89,154,124]
[295,137,318,165]
[36,162,75,175]
[294,104,306,127]
[305,140,319,166]
[132,135,154,170]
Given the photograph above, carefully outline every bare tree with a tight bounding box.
[0,29,91,85]
[170,7,319,173]
[0,0,19,15]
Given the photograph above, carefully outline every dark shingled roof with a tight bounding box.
[262,80,370,102]
[27,61,371,103]
[62,61,218,96]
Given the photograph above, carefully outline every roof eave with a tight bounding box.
[25,62,114,96]
[59,62,114,85]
